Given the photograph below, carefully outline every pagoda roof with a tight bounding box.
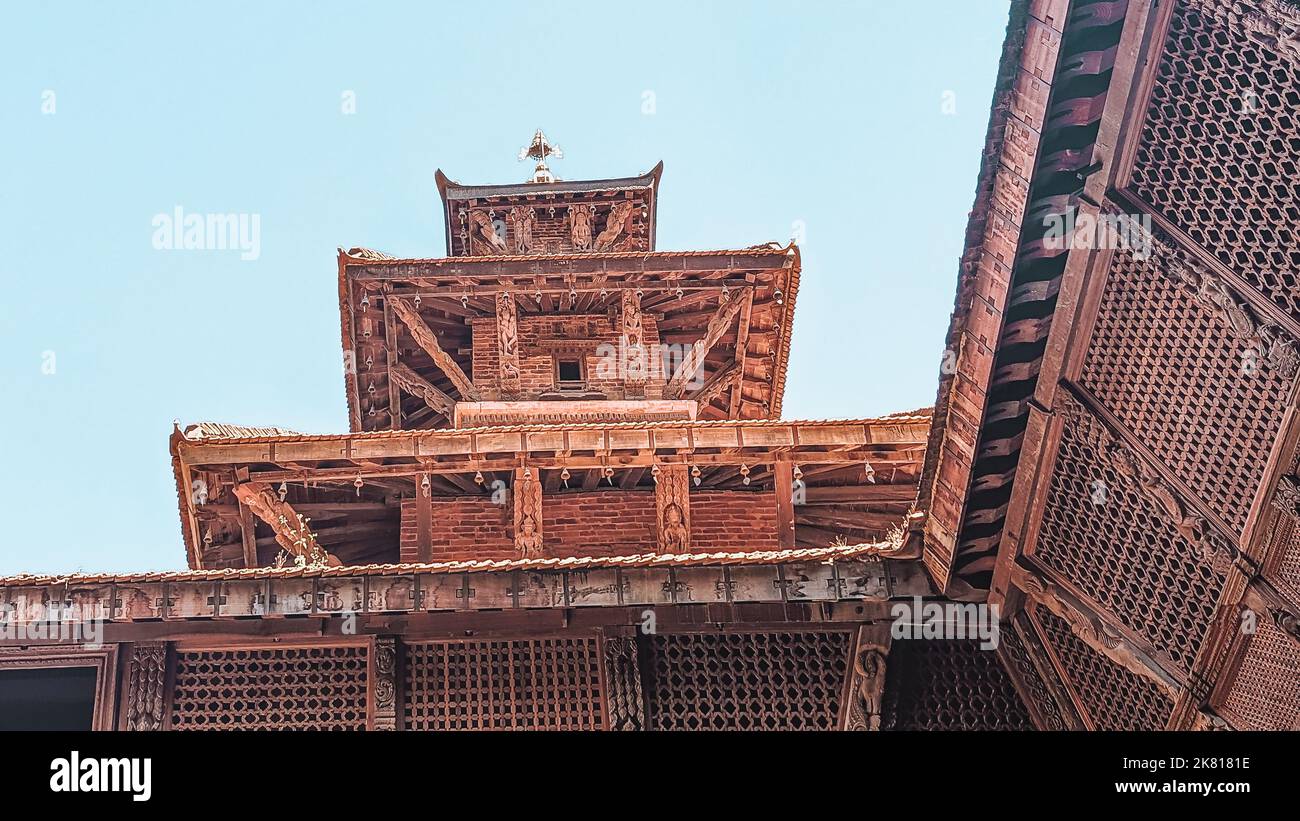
[337,244,801,430]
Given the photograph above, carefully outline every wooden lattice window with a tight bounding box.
[1035,392,1226,671]
[403,638,604,730]
[1036,607,1174,731]
[882,638,1033,731]
[171,646,368,731]
[1219,616,1300,730]
[1080,236,1292,536]
[643,630,850,730]
[998,616,1069,730]
[1130,0,1300,298]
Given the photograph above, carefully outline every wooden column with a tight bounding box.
[416,473,433,563]
[773,461,796,549]
[496,292,522,400]
[621,289,646,398]
[237,500,258,568]
[123,641,172,731]
[655,464,691,553]
[513,466,544,557]
[370,636,400,731]
[841,624,890,730]
[601,632,647,731]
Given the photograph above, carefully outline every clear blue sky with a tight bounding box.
[0,1,1010,575]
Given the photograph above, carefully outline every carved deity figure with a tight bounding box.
[594,200,635,251]
[662,502,688,553]
[850,647,886,731]
[517,514,543,557]
[508,206,536,254]
[569,205,593,250]
[470,210,509,255]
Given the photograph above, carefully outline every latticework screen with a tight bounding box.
[999,616,1068,730]
[644,631,850,730]
[1221,617,1300,730]
[882,638,1033,730]
[1080,241,1291,535]
[403,638,604,730]
[1036,607,1174,731]
[171,646,368,730]
[1130,0,1300,294]
[1035,394,1226,672]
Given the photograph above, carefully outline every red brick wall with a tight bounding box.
[399,497,515,562]
[399,488,779,562]
[690,490,780,551]
[470,313,665,400]
[543,491,657,555]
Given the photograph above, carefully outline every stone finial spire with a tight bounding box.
[518,128,563,183]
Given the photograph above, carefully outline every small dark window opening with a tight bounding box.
[0,667,97,730]
[556,359,584,386]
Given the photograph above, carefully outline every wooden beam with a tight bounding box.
[232,482,340,567]
[690,362,738,411]
[728,289,755,416]
[390,297,480,400]
[237,500,258,569]
[664,292,747,398]
[774,462,796,549]
[384,302,402,430]
[390,361,455,418]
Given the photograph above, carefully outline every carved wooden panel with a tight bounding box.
[998,614,1071,730]
[170,646,368,730]
[654,464,690,553]
[1219,614,1300,730]
[1035,391,1227,671]
[643,630,850,731]
[1036,606,1174,730]
[602,635,646,731]
[124,642,170,731]
[881,638,1033,731]
[402,638,604,730]
[1080,234,1295,535]
[1129,0,1300,298]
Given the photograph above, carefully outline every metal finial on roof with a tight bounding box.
[518,128,563,183]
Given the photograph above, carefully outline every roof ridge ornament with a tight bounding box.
[518,128,563,183]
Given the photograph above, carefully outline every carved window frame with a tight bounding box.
[0,645,119,731]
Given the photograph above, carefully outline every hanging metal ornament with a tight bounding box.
[774,287,784,305]
[461,293,470,309]
[277,481,288,502]
[560,467,571,488]
[603,465,615,485]
[691,465,701,487]
[675,285,684,299]
[354,475,364,496]
[413,294,421,309]
[651,464,661,483]
[360,292,370,312]
[864,461,876,483]
[720,283,730,303]
[474,470,485,486]
[792,465,803,482]
[740,463,751,486]
[420,474,431,497]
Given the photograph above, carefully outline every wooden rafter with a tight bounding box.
[390,297,480,400]
[232,482,340,567]
[729,289,755,415]
[664,291,747,398]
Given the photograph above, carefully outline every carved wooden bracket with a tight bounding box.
[513,467,544,557]
[390,297,480,400]
[391,361,455,418]
[232,482,339,567]
[601,633,647,730]
[664,292,746,398]
[496,292,522,400]
[655,464,690,554]
[842,625,890,730]
[124,642,170,731]
[371,636,399,731]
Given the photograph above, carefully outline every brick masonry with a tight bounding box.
[399,488,779,562]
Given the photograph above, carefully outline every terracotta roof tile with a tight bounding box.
[0,542,898,588]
